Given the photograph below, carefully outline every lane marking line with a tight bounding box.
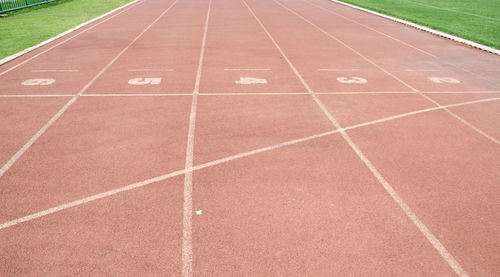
[182,1,212,276]
[278,0,499,145]
[246,1,470,275]
[317,68,360,71]
[1,96,497,231]
[224,68,271,71]
[404,69,441,72]
[0,0,181,178]
[0,94,74,98]
[31,70,80,72]
[127,69,175,72]
[82,93,192,97]
[0,0,146,72]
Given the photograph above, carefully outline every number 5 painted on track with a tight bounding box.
[22,79,56,86]
[128,77,162,85]
[427,77,460,84]
[336,77,367,84]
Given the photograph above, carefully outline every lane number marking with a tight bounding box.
[427,77,460,84]
[21,79,56,86]
[336,77,368,84]
[235,77,268,84]
[128,77,162,85]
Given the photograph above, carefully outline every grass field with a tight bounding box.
[337,0,500,50]
[0,0,134,60]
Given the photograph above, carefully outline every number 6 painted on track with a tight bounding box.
[336,77,367,84]
[21,79,56,86]
[128,77,162,85]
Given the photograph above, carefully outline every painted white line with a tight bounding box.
[0,0,180,178]
[327,0,500,55]
[223,68,271,71]
[273,0,418,92]
[0,0,145,71]
[0,94,74,98]
[317,68,360,71]
[199,92,309,95]
[31,70,79,73]
[316,91,415,94]
[82,93,192,97]
[404,69,441,72]
[1,96,497,231]
[127,69,175,72]
[247,1,469,275]
[182,1,211,276]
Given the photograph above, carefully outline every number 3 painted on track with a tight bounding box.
[336,77,368,84]
[128,78,162,85]
[427,77,460,84]
[21,79,56,86]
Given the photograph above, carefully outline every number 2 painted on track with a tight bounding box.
[427,77,460,84]
[336,77,367,84]
[22,79,56,86]
[128,77,162,85]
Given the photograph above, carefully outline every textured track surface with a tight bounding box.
[1,0,499,276]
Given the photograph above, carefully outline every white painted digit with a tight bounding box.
[427,77,460,84]
[21,79,56,86]
[128,77,162,85]
[235,77,268,85]
[336,77,367,84]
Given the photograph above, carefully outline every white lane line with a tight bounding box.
[278,0,499,147]
[199,92,308,95]
[274,0,419,92]
[0,94,74,98]
[317,68,360,71]
[404,69,441,72]
[182,1,211,276]
[0,0,145,75]
[82,93,192,97]
[127,69,175,72]
[317,91,415,94]
[1,96,496,231]
[0,0,181,178]
[246,1,470,275]
[223,68,271,71]
[31,70,80,72]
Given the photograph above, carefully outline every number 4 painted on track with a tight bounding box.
[427,77,460,84]
[128,77,162,85]
[336,77,367,84]
[21,79,56,86]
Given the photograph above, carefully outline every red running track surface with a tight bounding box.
[0,0,499,276]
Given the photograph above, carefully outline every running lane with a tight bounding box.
[86,0,210,94]
[198,0,304,93]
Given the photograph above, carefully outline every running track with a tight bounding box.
[1,0,499,275]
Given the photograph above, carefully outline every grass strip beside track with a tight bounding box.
[335,0,500,50]
[0,0,134,59]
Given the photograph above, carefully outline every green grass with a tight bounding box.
[337,0,500,49]
[0,0,134,59]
